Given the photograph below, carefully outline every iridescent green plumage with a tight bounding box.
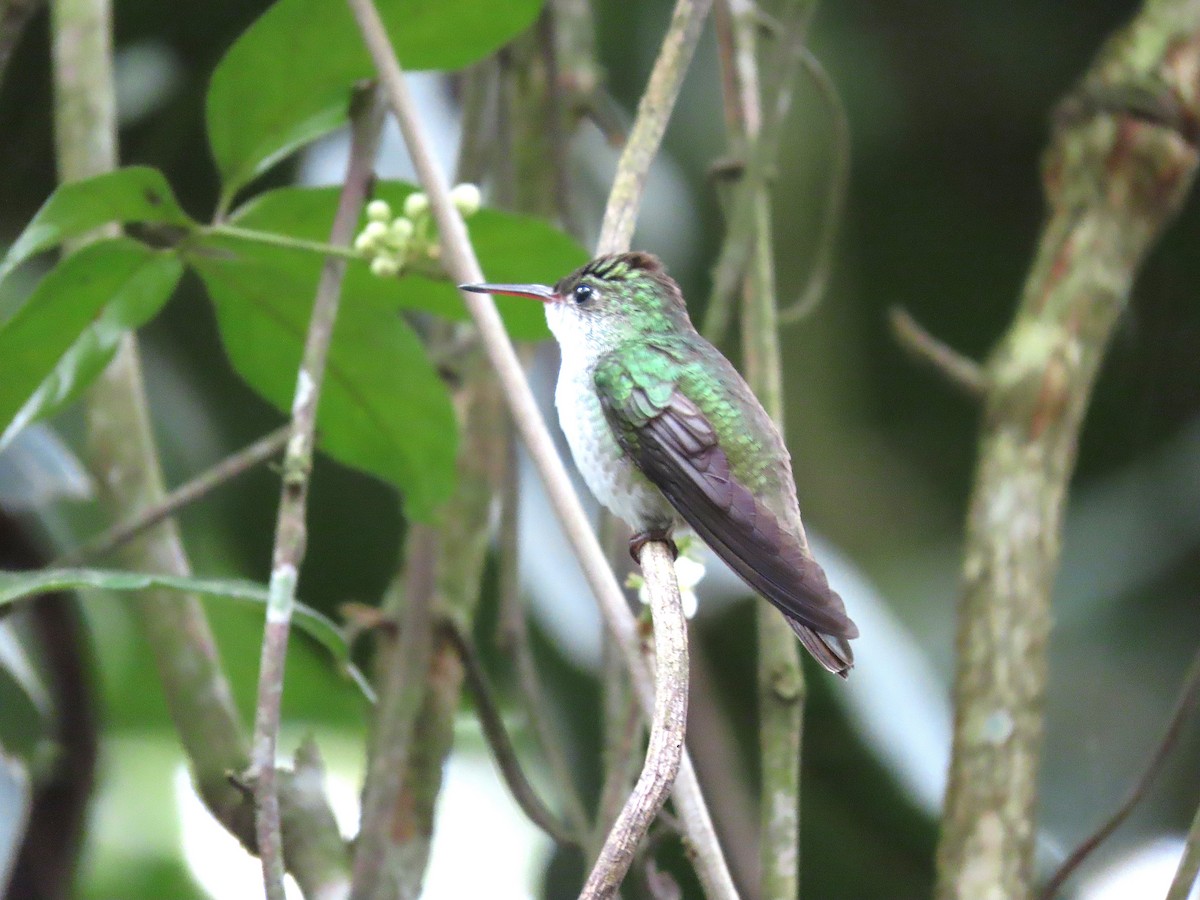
[461,252,858,675]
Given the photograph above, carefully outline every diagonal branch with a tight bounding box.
[935,4,1200,897]
[250,86,385,900]
[57,426,290,566]
[344,0,737,896]
[1039,648,1200,900]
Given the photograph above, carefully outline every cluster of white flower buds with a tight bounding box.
[354,183,482,277]
[628,534,707,619]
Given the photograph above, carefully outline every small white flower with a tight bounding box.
[353,231,376,253]
[449,182,482,217]
[388,217,414,243]
[369,256,400,277]
[631,545,707,620]
[362,220,388,242]
[365,199,392,223]
[403,191,430,219]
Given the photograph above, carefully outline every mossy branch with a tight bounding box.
[935,3,1200,897]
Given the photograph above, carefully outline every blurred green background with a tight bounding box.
[1,1,1197,897]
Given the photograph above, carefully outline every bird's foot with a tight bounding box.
[628,528,678,564]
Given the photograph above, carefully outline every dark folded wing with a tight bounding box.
[599,381,857,642]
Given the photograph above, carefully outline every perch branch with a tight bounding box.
[250,86,384,900]
[934,4,1200,898]
[344,0,738,895]
[581,541,689,899]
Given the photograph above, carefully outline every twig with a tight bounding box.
[442,620,581,848]
[593,637,644,852]
[344,1,738,896]
[595,0,712,255]
[351,525,437,897]
[1167,792,1200,900]
[581,541,689,899]
[889,306,987,398]
[701,0,814,344]
[250,85,385,900]
[777,44,851,324]
[717,2,808,896]
[52,0,349,892]
[935,4,1200,897]
[494,422,592,841]
[1039,648,1200,900]
[56,426,290,566]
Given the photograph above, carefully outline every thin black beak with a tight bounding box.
[458,282,560,303]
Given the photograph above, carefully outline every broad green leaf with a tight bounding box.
[0,167,193,284]
[187,229,457,520]
[0,568,372,702]
[207,0,545,201]
[222,182,588,340]
[0,239,182,451]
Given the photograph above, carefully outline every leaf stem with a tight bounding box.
[205,222,364,262]
[250,86,385,900]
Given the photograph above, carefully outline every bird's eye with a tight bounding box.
[572,284,594,304]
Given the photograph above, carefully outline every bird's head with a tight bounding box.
[460,252,693,356]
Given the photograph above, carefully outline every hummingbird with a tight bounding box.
[461,252,858,675]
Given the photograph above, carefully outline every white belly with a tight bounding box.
[554,358,674,531]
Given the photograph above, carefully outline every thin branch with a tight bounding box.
[442,620,581,848]
[935,4,1200,897]
[251,86,385,900]
[717,2,808,897]
[581,541,689,899]
[56,426,290,566]
[595,0,713,255]
[778,44,851,324]
[1167,791,1200,900]
[1039,648,1200,900]
[351,524,437,898]
[701,0,815,344]
[344,1,738,896]
[494,422,592,842]
[593,637,644,853]
[889,306,987,398]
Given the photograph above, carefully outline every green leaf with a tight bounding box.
[0,568,373,703]
[0,167,193,284]
[188,223,457,520]
[0,239,183,451]
[222,182,588,340]
[207,0,545,201]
